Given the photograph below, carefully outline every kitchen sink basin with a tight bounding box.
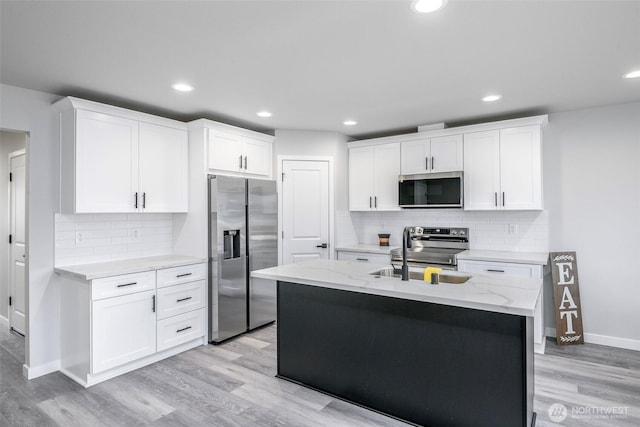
[370,268,471,284]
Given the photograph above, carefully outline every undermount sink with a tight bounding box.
[370,268,471,284]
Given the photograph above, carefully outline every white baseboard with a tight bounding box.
[584,333,640,352]
[544,327,640,351]
[0,315,8,327]
[23,360,60,379]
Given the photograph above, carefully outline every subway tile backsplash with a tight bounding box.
[348,210,549,253]
[54,213,173,266]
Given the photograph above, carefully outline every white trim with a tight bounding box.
[584,333,640,352]
[0,314,8,327]
[277,155,335,266]
[545,327,640,351]
[347,114,549,148]
[23,359,60,379]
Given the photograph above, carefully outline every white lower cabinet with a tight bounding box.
[92,289,157,374]
[59,262,207,387]
[457,259,546,354]
[337,250,390,264]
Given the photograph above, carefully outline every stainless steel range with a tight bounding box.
[390,227,469,271]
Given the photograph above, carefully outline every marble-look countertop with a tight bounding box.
[252,259,542,317]
[55,255,207,281]
[457,250,549,265]
[335,244,399,255]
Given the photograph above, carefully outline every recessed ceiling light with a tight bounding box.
[257,111,272,118]
[482,94,502,102]
[411,0,448,14]
[623,70,640,79]
[343,120,357,126]
[171,83,194,92]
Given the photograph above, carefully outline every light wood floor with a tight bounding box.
[1,324,638,426]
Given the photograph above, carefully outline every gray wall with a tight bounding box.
[544,101,640,348]
[0,130,26,322]
[0,84,61,376]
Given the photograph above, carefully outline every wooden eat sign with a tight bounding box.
[550,252,584,345]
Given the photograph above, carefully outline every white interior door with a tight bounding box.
[9,151,26,334]
[282,160,330,264]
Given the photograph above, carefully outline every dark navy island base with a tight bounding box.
[277,281,535,427]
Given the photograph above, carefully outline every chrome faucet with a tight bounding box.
[401,227,412,281]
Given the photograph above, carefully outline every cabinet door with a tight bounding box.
[499,125,543,210]
[92,289,156,374]
[374,143,401,210]
[349,146,376,211]
[208,130,242,172]
[138,123,188,212]
[400,139,430,175]
[242,136,272,177]
[430,134,463,173]
[75,109,137,212]
[463,130,500,210]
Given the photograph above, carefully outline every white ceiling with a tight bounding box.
[1,0,639,138]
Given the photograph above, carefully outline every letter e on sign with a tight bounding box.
[550,252,584,345]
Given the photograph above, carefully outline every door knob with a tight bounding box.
[316,243,328,249]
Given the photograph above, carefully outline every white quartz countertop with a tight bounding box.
[335,244,399,255]
[252,259,542,317]
[55,255,207,280]
[457,250,549,265]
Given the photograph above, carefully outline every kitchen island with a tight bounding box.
[252,259,541,427]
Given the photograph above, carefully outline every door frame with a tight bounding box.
[277,156,335,265]
[8,148,26,333]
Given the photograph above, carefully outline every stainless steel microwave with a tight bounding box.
[398,171,463,208]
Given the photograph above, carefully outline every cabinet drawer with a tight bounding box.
[156,280,206,320]
[157,308,206,352]
[157,263,207,288]
[337,251,390,264]
[92,271,156,300]
[457,260,541,278]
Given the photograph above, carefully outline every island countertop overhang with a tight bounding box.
[251,259,542,317]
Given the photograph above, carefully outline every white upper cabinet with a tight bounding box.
[349,143,400,211]
[55,97,189,213]
[205,125,273,178]
[138,123,188,212]
[463,125,542,210]
[401,134,462,175]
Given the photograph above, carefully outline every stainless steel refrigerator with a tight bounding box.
[208,175,278,343]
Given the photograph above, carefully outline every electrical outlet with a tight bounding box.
[508,224,519,235]
[75,232,83,243]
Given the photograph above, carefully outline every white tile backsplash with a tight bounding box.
[347,210,549,253]
[54,213,174,266]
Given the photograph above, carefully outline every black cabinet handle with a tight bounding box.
[494,192,498,207]
[152,295,156,312]
[177,326,192,333]
[142,192,146,209]
[356,258,368,262]
[177,296,192,303]
[134,192,138,209]
[239,155,243,169]
[369,196,372,208]
[117,282,137,288]
[374,196,377,208]
[432,156,435,170]
[316,243,328,249]
[425,157,429,170]
[502,192,505,207]
[176,273,192,278]
[487,269,505,273]
[244,156,247,170]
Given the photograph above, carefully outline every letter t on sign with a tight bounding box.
[550,252,584,346]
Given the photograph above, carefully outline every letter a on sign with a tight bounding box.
[550,252,584,345]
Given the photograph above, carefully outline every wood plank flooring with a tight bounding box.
[1,324,639,426]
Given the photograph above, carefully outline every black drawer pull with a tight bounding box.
[487,269,505,273]
[356,258,369,262]
[177,296,192,303]
[176,326,192,333]
[176,273,192,278]
[117,282,137,288]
